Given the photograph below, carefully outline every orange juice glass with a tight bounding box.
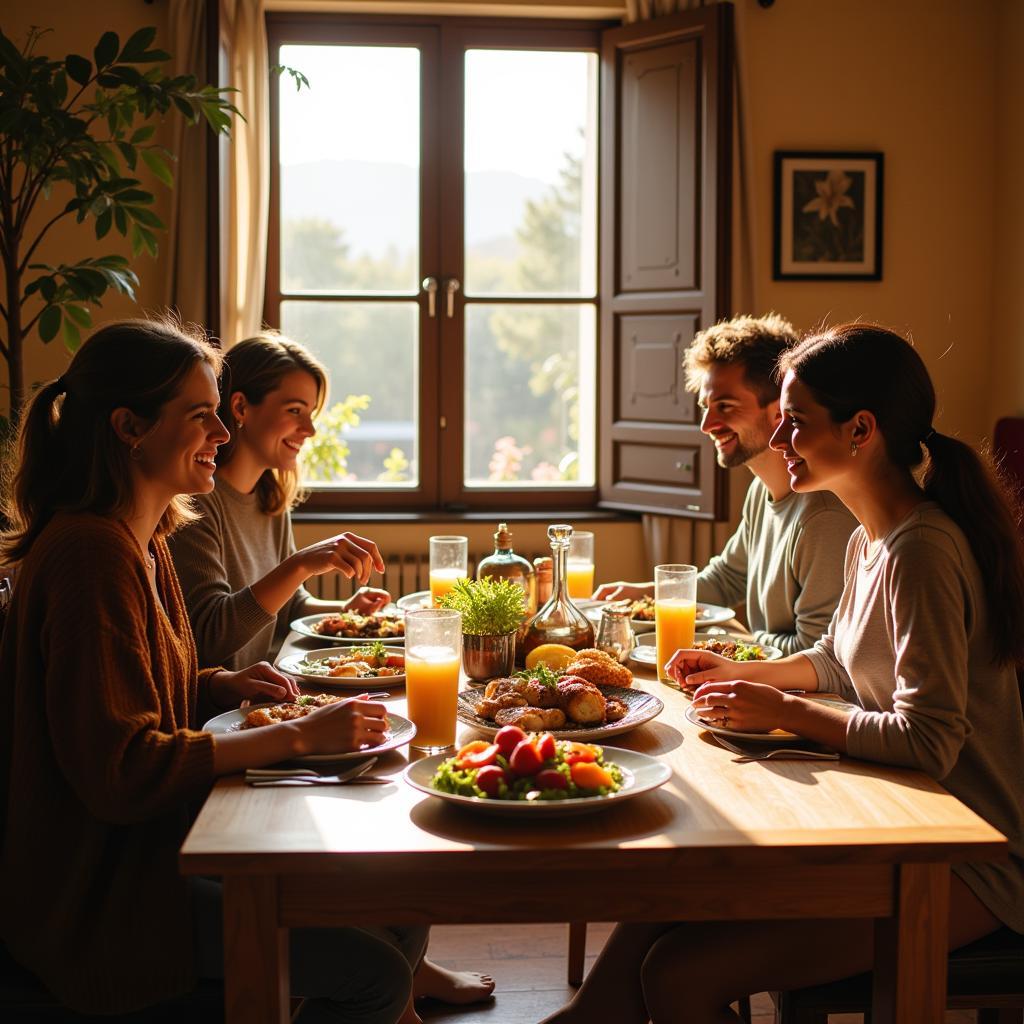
[654,564,697,684]
[567,531,595,599]
[405,609,462,752]
[429,536,468,607]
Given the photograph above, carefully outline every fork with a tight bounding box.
[246,757,381,786]
[711,735,839,763]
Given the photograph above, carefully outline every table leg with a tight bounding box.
[223,875,290,1024]
[872,863,950,1024]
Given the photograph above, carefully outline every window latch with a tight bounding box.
[421,276,438,318]
[445,277,460,318]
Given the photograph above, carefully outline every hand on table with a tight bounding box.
[591,580,654,602]
[342,586,392,615]
[689,680,789,734]
[294,697,390,755]
[210,661,300,708]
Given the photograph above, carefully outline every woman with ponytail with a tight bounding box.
[544,323,1024,1024]
[0,320,423,1021]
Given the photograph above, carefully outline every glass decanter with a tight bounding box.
[521,524,595,658]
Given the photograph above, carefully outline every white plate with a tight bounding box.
[203,704,416,764]
[584,601,737,635]
[277,646,406,689]
[396,591,431,612]
[290,613,406,646]
[684,698,857,743]
[629,633,783,667]
[457,684,664,742]
[404,746,671,818]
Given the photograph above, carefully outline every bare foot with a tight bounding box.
[413,957,496,1005]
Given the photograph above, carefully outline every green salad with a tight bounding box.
[431,727,624,802]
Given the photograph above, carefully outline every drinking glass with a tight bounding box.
[429,535,468,607]
[405,609,462,752]
[654,564,697,684]
[566,530,595,599]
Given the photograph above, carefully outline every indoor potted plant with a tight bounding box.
[439,576,526,681]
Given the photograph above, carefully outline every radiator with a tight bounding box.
[306,551,546,602]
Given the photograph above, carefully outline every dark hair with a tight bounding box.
[684,313,799,406]
[1,318,222,564]
[781,322,1024,665]
[216,333,327,515]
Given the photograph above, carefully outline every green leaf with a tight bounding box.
[65,53,92,85]
[124,205,163,229]
[112,189,151,203]
[65,304,92,328]
[137,49,171,63]
[95,209,112,239]
[119,26,156,63]
[139,226,158,257]
[94,32,119,70]
[130,225,144,258]
[39,277,56,302]
[113,206,127,235]
[171,94,195,120]
[39,305,61,343]
[130,124,155,144]
[140,147,173,187]
[116,141,137,169]
[62,316,82,353]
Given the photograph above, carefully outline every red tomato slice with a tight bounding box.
[475,764,508,797]
[564,742,598,766]
[457,743,500,770]
[494,725,527,758]
[509,738,543,776]
[456,740,490,761]
[536,732,557,761]
[534,768,568,790]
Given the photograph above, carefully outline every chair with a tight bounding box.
[774,925,1024,1024]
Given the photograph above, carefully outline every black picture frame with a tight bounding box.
[772,150,884,281]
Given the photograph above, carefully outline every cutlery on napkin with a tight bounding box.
[711,735,839,763]
[245,757,386,786]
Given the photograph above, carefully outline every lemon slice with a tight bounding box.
[524,643,577,671]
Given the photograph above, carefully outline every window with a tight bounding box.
[266,17,601,511]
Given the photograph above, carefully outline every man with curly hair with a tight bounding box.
[596,314,855,655]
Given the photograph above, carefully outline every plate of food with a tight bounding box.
[203,696,416,764]
[405,740,671,818]
[457,660,664,741]
[291,611,406,645]
[684,697,858,743]
[629,633,783,668]
[396,591,432,612]
[277,643,406,688]
[585,597,737,634]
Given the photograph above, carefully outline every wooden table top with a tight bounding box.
[180,632,1007,876]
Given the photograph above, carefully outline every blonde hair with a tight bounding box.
[2,318,221,564]
[683,313,798,405]
[217,332,328,515]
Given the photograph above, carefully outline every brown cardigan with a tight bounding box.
[0,513,217,1014]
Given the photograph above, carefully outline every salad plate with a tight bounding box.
[404,746,671,818]
[396,591,432,612]
[277,645,406,688]
[203,704,416,764]
[684,698,857,744]
[629,633,783,667]
[290,612,406,645]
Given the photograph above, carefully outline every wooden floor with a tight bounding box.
[419,923,978,1024]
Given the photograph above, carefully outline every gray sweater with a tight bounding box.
[804,503,1024,932]
[698,479,856,655]
[169,480,315,670]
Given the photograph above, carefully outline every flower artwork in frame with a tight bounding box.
[773,151,883,280]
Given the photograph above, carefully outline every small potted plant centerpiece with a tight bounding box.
[439,577,526,681]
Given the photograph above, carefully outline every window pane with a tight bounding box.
[279,45,420,294]
[464,303,596,488]
[464,50,598,297]
[281,301,419,487]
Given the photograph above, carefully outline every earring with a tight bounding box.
[235,420,243,431]
[130,443,142,461]
[850,442,858,457]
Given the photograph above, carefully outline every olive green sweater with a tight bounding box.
[0,514,218,1013]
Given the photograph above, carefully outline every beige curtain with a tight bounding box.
[628,0,757,568]
[164,0,209,328]
[220,0,270,346]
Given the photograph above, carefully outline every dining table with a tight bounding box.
[180,624,1009,1024]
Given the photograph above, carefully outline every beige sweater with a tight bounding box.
[169,479,315,669]
[0,514,218,1012]
[804,503,1024,932]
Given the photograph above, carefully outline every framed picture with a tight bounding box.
[773,151,883,280]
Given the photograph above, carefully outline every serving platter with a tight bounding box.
[404,746,671,818]
[456,684,664,742]
[290,613,406,646]
[277,646,406,688]
[203,705,416,764]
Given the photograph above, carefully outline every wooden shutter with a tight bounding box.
[598,4,733,519]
